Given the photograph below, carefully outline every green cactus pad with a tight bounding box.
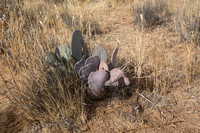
[92,46,108,62]
[41,52,58,66]
[55,44,71,63]
[71,30,83,61]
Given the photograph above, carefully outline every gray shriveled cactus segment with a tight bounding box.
[109,47,119,69]
[41,52,58,67]
[92,46,108,62]
[41,52,69,84]
[111,47,119,64]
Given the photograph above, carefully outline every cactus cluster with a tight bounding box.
[74,46,130,99]
[41,30,130,99]
[41,30,84,78]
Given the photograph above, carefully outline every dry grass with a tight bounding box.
[173,0,200,45]
[0,0,200,132]
[0,0,89,132]
[123,0,200,93]
[133,0,171,28]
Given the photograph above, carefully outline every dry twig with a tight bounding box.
[120,120,185,133]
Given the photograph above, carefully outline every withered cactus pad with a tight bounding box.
[74,58,86,74]
[99,60,109,71]
[85,56,101,70]
[105,68,130,87]
[87,70,110,99]
[78,63,97,81]
[41,52,58,67]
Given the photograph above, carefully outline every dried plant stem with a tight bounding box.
[6,61,22,96]
[120,120,185,133]
[0,74,35,121]
[12,54,26,92]
[105,103,128,114]
[6,60,30,108]
[137,92,158,108]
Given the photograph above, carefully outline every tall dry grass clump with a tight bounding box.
[173,0,200,46]
[133,0,171,29]
[124,0,175,94]
[172,0,200,85]
[0,0,95,132]
[124,0,200,94]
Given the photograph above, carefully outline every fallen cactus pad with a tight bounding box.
[105,68,130,87]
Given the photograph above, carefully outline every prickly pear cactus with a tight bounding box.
[41,51,69,85]
[109,47,119,70]
[87,70,110,99]
[105,68,130,87]
[72,45,130,99]
[55,44,71,63]
[78,63,97,82]
[41,52,58,67]
[99,60,109,71]
[71,30,83,62]
[74,58,86,74]
[92,46,108,62]
[85,56,100,70]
